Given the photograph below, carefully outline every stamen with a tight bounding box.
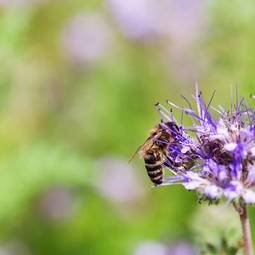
[235,82,239,110]
[210,106,224,115]
[180,107,184,126]
[167,100,204,122]
[230,82,233,115]
[155,102,172,122]
[180,94,193,110]
[206,90,216,111]
[195,82,201,117]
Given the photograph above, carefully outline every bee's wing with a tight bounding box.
[129,128,163,163]
[128,136,155,163]
[128,144,142,163]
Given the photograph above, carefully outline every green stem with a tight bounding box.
[234,202,253,255]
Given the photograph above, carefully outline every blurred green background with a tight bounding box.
[0,0,254,254]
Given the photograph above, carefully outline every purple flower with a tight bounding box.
[151,87,255,204]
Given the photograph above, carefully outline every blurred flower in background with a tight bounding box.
[106,0,159,41]
[133,240,198,255]
[133,241,168,255]
[95,157,146,206]
[39,186,78,221]
[0,0,253,254]
[0,0,41,8]
[61,12,114,66]
[159,0,208,83]
[106,0,206,42]
[190,205,240,247]
[167,241,199,255]
[106,0,208,83]
[0,241,30,255]
[162,0,206,46]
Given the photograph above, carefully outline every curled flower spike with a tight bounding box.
[154,88,255,206]
[145,87,255,255]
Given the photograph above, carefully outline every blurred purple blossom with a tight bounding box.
[0,0,41,7]
[0,241,30,255]
[133,241,198,255]
[95,157,146,204]
[164,0,206,46]
[153,88,255,204]
[39,186,77,221]
[106,0,207,83]
[168,241,199,255]
[160,0,208,84]
[61,13,113,65]
[106,0,159,40]
[133,241,168,255]
[106,0,206,42]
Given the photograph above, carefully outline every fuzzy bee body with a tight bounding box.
[143,147,165,185]
[138,122,176,186]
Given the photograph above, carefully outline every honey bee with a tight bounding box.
[131,122,178,186]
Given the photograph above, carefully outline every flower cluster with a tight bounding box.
[156,88,255,204]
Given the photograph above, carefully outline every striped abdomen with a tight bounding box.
[144,151,163,185]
